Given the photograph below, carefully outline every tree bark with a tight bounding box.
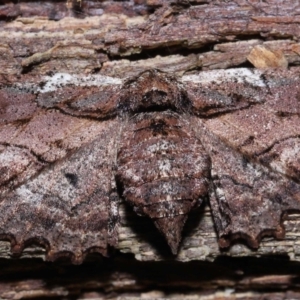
[0,0,300,299]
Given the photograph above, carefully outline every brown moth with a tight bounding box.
[0,68,299,262]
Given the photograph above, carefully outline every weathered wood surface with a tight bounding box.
[0,255,300,299]
[1,1,300,299]
[1,0,300,77]
[1,0,300,263]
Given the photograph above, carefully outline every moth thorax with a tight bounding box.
[118,69,191,115]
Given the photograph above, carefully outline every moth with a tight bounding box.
[0,68,299,263]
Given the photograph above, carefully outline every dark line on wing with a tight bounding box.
[255,135,300,157]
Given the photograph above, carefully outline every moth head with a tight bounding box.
[118,69,191,115]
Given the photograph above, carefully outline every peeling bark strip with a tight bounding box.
[0,68,300,263]
[1,1,300,77]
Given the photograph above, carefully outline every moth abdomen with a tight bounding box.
[117,110,210,254]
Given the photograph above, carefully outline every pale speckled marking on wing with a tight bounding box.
[186,71,300,248]
[185,69,300,183]
[0,83,122,263]
[192,116,300,247]
[0,119,119,263]
[0,84,121,195]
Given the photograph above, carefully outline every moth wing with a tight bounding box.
[0,82,121,263]
[186,69,300,247]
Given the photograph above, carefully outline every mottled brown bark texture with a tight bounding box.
[0,0,300,299]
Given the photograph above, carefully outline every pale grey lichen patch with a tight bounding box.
[182,68,266,87]
[37,73,122,93]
